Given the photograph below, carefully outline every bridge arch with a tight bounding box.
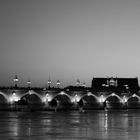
[105,93,122,102]
[52,91,72,102]
[127,94,140,101]
[0,92,9,103]
[127,94,140,108]
[49,98,58,107]
[104,93,123,109]
[20,90,42,100]
[79,92,100,109]
[80,92,99,101]
[19,90,42,104]
[50,91,72,110]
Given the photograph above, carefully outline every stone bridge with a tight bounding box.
[0,88,140,110]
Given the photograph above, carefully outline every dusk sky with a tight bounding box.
[1,0,140,87]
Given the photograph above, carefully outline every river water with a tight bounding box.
[0,110,140,140]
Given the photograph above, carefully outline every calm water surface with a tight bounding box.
[0,110,140,140]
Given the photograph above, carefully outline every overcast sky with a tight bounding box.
[1,0,140,87]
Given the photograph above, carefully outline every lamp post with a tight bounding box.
[13,75,19,88]
[82,81,86,87]
[76,79,80,87]
[57,80,60,88]
[48,79,51,89]
[27,80,31,89]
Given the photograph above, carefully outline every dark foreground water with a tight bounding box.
[0,110,140,140]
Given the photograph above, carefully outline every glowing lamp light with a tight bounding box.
[124,84,129,89]
[46,93,51,102]
[29,90,32,95]
[57,80,60,88]
[74,94,80,102]
[13,75,19,87]
[47,97,51,102]
[87,92,92,96]
[42,93,52,103]
[112,93,115,96]
[48,78,52,88]
[27,80,31,88]
[60,91,65,95]
[48,80,51,85]
[48,79,51,84]
[13,75,19,82]
[10,92,20,103]
[102,84,106,87]
[132,94,136,97]
[76,79,80,86]
[27,80,31,84]
[126,86,129,89]
[122,96,127,103]
[42,97,47,103]
[99,95,105,103]
[82,82,86,87]
[9,98,13,103]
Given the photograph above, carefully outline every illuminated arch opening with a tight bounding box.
[105,95,123,109]
[0,94,9,110]
[127,96,140,109]
[19,94,42,104]
[17,97,28,105]
[106,93,122,101]
[79,95,100,109]
[49,98,57,107]
[0,92,9,103]
[0,94,8,104]
[0,92,9,110]
[54,92,72,100]
[20,91,42,100]
[50,94,72,110]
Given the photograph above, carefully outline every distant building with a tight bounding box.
[92,77,139,92]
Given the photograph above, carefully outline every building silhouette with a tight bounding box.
[92,77,139,92]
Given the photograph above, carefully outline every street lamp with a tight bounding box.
[48,79,51,88]
[82,81,86,87]
[99,95,105,103]
[13,75,19,88]
[122,96,127,104]
[11,92,19,102]
[76,79,80,87]
[57,80,60,88]
[27,80,31,89]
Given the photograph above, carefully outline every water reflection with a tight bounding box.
[0,111,139,139]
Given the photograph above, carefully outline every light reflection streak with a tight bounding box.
[104,111,108,132]
[13,121,18,137]
[28,127,31,136]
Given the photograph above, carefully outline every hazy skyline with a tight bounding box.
[1,0,140,87]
